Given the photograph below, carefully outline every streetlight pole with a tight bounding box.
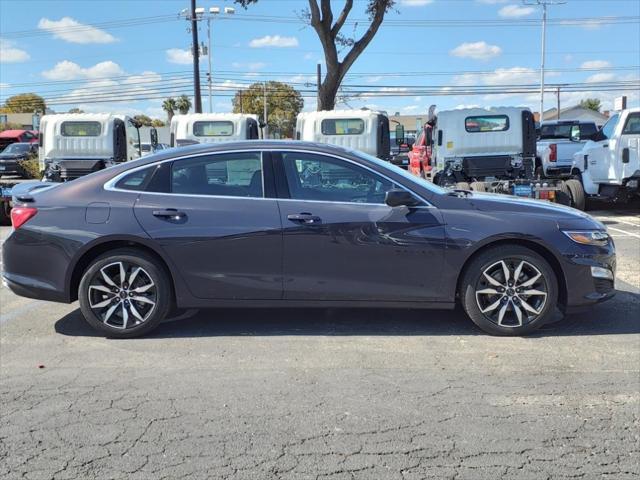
[524,0,566,122]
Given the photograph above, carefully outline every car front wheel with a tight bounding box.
[461,246,558,335]
[78,248,172,338]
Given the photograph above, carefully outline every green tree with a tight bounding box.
[2,93,47,113]
[133,114,153,127]
[162,97,177,122]
[232,81,304,138]
[151,118,166,127]
[580,98,602,112]
[175,95,192,115]
[0,122,24,132]
[68,107,84,114]
[234,0,395,110]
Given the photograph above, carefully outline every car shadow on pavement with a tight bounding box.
[55,289,640,339]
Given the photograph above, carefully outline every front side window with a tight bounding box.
[171,152,263,197]
[281,152,397,204]
[622,113,640,135]
[321,118,365,136]
[61,121,101,137]
[465,115,509,133]
[601,114,620,139]
[193,121,234,137]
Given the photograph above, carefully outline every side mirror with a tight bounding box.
[150,128,158,148]
[395,124,405,145]
[385,189,421,208]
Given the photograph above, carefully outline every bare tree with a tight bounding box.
[234,0,395,110]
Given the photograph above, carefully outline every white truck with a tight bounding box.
[169,113,260,147]
[536,120,598,179]
[571,108,640,209]
[430,107,568,203]
[39,113,144,182]
[295,109,391,160]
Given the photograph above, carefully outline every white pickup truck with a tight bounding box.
[536,120,598,179]
[571,108,640,208]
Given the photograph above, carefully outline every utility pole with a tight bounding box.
[524,0,566,120]
[206,17,213,113]
[556,86,561,120]
[190,0,202,113]
[316,63,322,111]
[263,82,268,139]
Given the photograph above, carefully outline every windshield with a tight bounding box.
[539,124,575,139]
[349,148,448,195]
[3,143,30,154]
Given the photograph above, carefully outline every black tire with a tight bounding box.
[460,245,558,336]
[78,248,172,338]
[470,181,486,192]
[535,166,544,180]
[455,182,471,191]
[565,179,586,210]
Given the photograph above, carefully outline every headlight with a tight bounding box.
[562,230,609,246]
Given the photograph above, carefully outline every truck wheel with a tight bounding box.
[565,179,586,210]
[470,182,486,192]
[456,182,471,191]
[460,245,558,336]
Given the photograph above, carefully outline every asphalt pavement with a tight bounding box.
[1,207,639,479]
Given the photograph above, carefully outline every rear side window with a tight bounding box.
[171,152,263,197]
[114,166,156,191]
[622,113,640,135]
[193,121,234,137]
[61,121,101,137]
[465,115,509,133]
[321,118,365,135]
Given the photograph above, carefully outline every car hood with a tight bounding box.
[466,192,604,230]
[0,154,25,160]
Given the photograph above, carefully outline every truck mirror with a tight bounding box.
[395,124,405,145]
[150,128,158,148]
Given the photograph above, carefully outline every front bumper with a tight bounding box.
[0,160,20,174]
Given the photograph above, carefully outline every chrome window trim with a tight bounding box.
[103,148,434,207]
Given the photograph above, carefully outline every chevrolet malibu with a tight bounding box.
[2,141,615,338]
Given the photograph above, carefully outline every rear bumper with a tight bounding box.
[2,273,69,303]
[544,165,572,177]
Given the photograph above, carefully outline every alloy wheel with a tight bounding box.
[474,259,548,328]
[87,261,157,330]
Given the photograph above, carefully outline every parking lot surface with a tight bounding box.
[1,207,639,480]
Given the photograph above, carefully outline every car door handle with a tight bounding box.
[152,208,186,220]
[287,213,322,224]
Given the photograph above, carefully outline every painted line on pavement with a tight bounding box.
[608,226,640,239]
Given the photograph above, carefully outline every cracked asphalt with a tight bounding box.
[1,208,639,479]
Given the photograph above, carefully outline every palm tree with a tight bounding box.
[162,98,177,122]
[175,95,192,115]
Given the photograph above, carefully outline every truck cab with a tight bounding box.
[536,120,598,178]
[574,108,640,202]
[296,110,391,160]
[39,113,143,182]
[170,113,260,147]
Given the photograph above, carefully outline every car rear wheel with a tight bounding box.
[460,246,558,336]
[79,248,172,338]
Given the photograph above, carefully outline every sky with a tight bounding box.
[0,0,639,121]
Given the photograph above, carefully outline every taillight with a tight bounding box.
[549,144,557,162]
[10,207,37,229]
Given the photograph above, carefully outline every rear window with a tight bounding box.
[321,118,365,135]
[465,115,509,133]
[61,121,101,137]
[115,166,155,191]
[539,123,575,139]
[193,121,234,137]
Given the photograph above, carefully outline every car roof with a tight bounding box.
[0,130,28,137]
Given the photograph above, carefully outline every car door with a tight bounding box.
[274,150,446,302]
[588,114,620,183]
[132,150,283,300]
[618,112,640,181]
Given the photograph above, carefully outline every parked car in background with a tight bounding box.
[0,129,38,150]
[0,142,38,178]
[408,123,435,178]
[536,120,598,179]
[571,108,640,208]
[3,141,615,338]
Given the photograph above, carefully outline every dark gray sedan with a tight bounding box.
[2,141,615,338]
